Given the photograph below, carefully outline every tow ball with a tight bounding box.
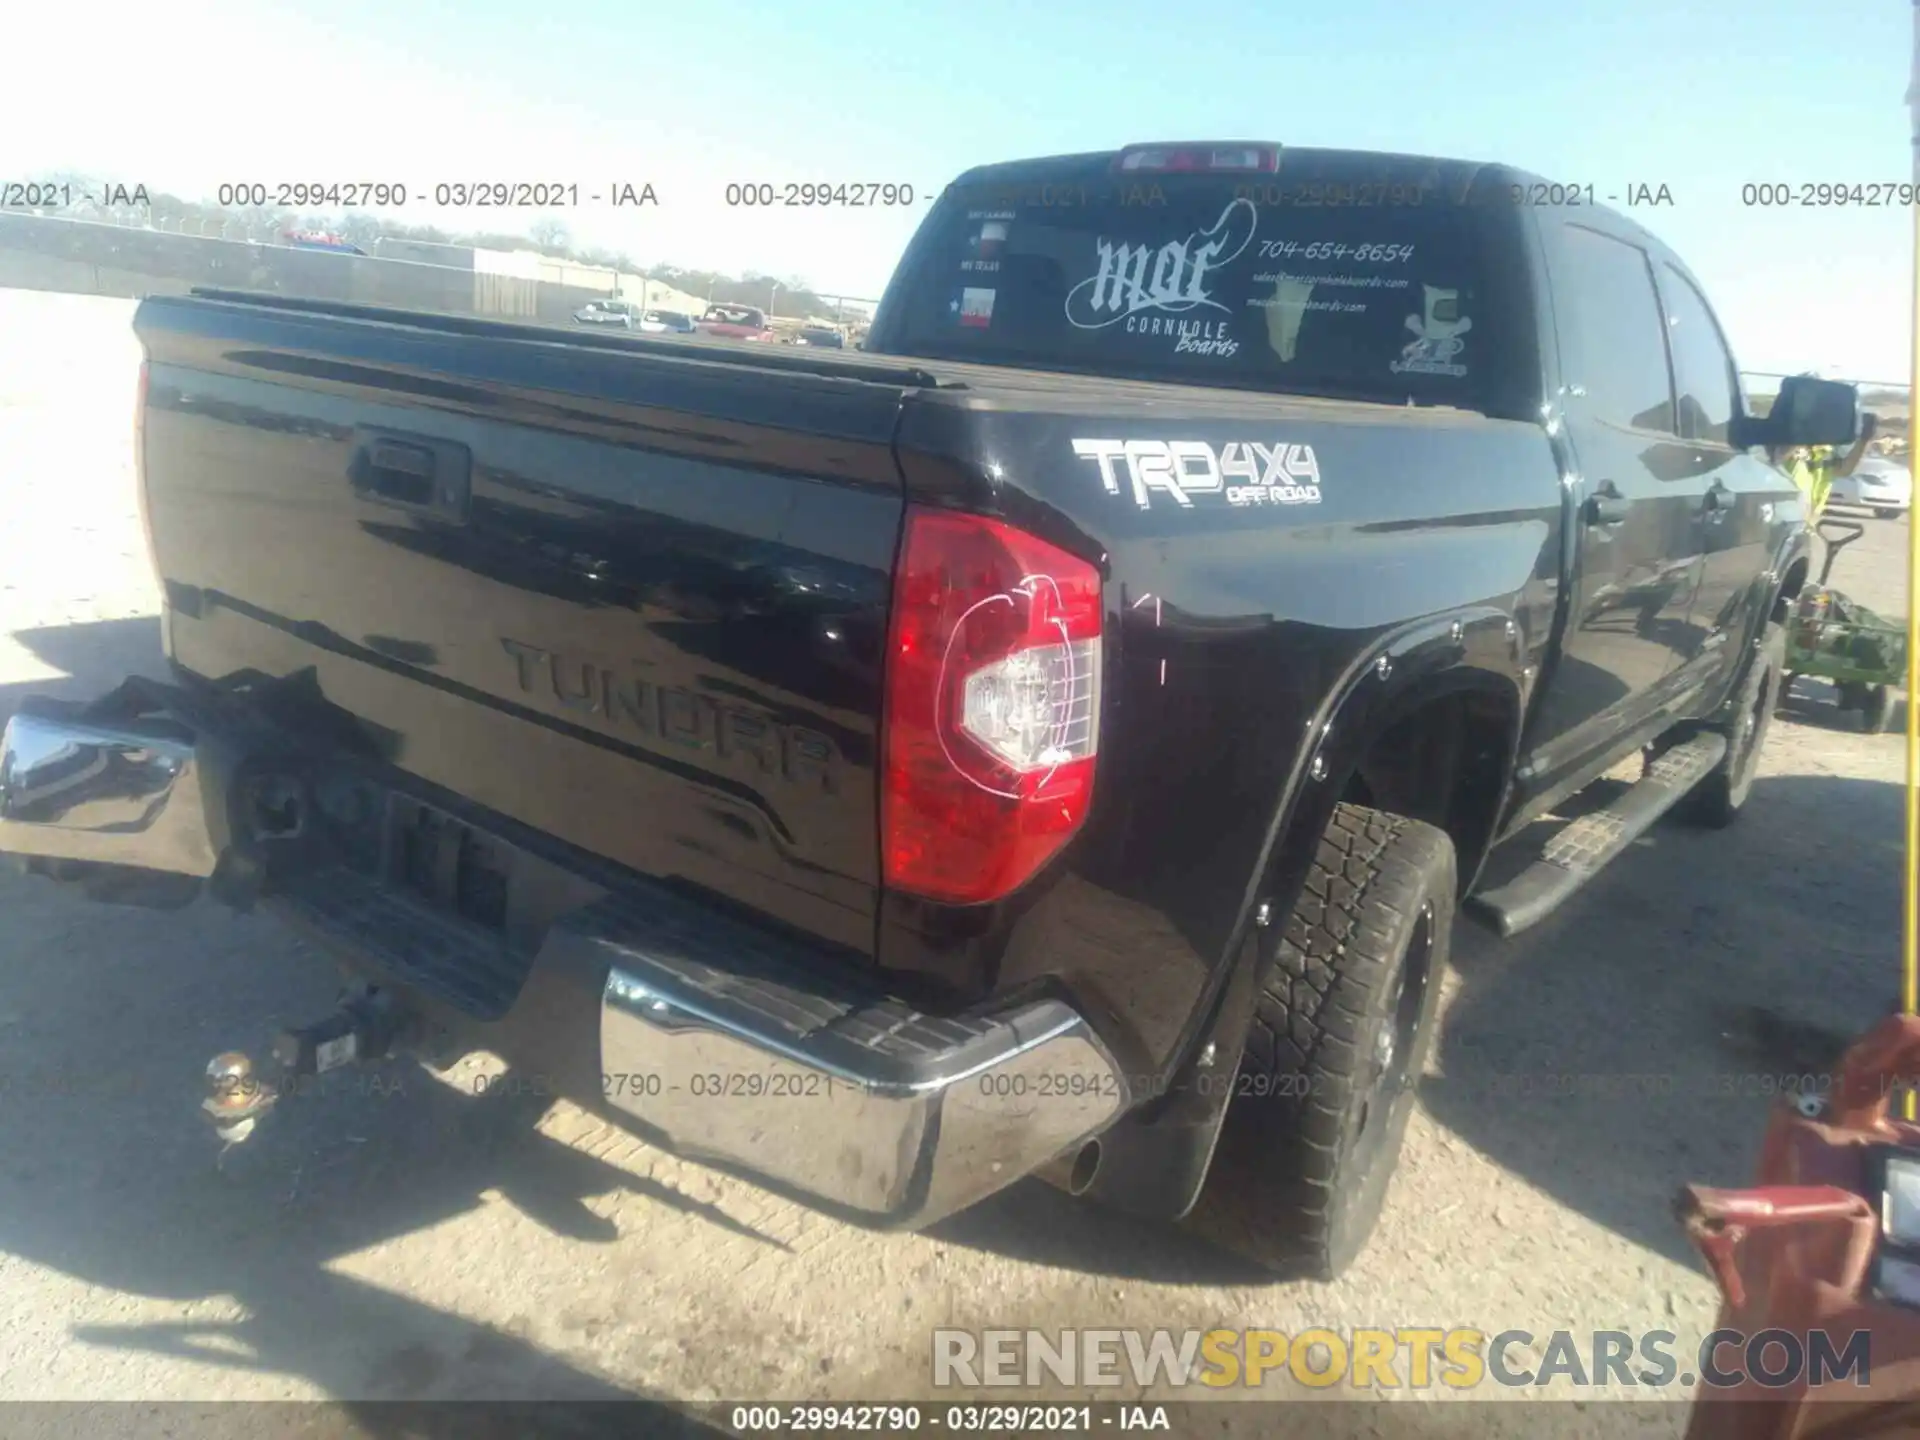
[201,987,421,1147]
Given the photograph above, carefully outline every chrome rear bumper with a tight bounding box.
[0,693,221,877]
[585,909,1129,1226]
[2,684,1133,1227]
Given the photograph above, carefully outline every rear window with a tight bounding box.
[878,165,1509,406]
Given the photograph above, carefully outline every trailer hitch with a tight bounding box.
[201,986,423,1147]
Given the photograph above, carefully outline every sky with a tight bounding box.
[6,0,1913,383]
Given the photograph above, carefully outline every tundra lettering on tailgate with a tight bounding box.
[1071,439,1322,511]
[500,637,838,792]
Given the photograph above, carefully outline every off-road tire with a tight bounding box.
[1680,619,1785,828]
[1183,804,1454,1281]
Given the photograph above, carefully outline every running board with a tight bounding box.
[1466,731,1729,938]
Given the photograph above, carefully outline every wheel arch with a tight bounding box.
[1768,526,1813,626]
[1062,608,1527,1227]
[1334,679,1521,899]
[1771,554,1810,622]
[1271,611,1527,905]
[1175,607,1526,1107]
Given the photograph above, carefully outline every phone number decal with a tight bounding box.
[1256,240,1416,263]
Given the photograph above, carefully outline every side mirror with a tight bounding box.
[1739,375,1861,450]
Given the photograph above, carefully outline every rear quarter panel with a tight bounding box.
[886,382,1563,1077]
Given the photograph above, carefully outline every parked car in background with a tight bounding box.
[281,229,369,256]
[696,303,773,341]
[572,298,641,329]
[792,327,846,349]
[642,310,697,335]
[1829,455,1912,519]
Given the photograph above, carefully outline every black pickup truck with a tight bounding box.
[0,142,1864,1279]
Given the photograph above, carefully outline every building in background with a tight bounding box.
[372,236,480,268]
[369,238,704,317]
[621,278,708,316]
[0,212,828,342]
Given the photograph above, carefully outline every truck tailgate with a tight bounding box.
[133,294,911,958]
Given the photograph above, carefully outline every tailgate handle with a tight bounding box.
[350,430,471,523]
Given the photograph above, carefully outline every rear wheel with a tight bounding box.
[1182,804,1454,1281]
[1678,620,1784,828]
[1875,508,1901,520]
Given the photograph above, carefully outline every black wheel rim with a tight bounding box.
[1351,902,1435,1167]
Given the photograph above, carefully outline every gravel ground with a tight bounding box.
[0,289,1907,1434]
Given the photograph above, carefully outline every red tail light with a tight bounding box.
[882,508,1104,905]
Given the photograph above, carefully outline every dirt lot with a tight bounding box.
[0,290,1908,1428]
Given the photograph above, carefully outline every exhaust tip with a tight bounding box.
[1036,1138,1105,1198]
[1067,1139,1102,1196]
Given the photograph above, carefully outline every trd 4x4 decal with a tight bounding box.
[1070,439,1323,511]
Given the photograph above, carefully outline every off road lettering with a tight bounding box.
[1071,438,1323,510]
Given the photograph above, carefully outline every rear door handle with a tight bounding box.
[350,428,472,524]
[1586,488,1631,526]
